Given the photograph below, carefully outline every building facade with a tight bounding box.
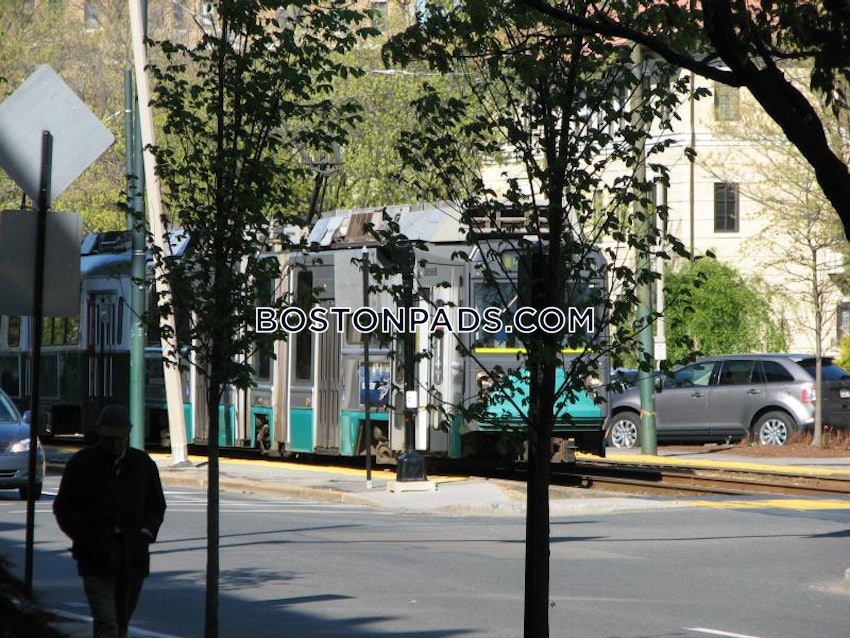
[481,68,849,357]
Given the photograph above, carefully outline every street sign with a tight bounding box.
[0,64,114,205]
[0,65,112,598]
[0,210,81,316]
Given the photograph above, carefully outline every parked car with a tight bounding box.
[606,354,850,448]
[0,389,45,500]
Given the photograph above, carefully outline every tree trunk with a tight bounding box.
[524,360,554,638]
[812,251,824,448]
[204,382,222,638]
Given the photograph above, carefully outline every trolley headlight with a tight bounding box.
[584,373,603,403]
[584,373,602,389]
[476,371,493,390]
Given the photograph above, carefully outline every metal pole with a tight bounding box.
[127,69,146,451]
[24,130,52,597]
[362,247,372,489]
[631,45,658,455]
[654,180,667,366]
[395,242,426,482]
[129,0,188,463]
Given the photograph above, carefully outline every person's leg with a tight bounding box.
[82,574,119,638]
[114,572,145,638]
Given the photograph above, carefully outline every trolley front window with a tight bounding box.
[471,279,602,351]
[472,281,519,349]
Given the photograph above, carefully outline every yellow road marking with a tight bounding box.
[151,453,468,483]
[588,452,850,478]
[685,498,850,511]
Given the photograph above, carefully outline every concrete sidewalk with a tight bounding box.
[153,453,688,517]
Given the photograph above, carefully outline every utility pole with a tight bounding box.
[361,247,373,489]
[129,0,189,464]
[126,69,146,451]
[654,179,667,367]
[631,45,658,455]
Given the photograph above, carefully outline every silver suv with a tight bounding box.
[606,354,850,448]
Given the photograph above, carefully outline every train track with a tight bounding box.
[232,446,850,499]
[52,439,850,499]
[549,460,850,498]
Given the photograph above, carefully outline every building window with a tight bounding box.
[714,83,740,122]
[370,1,387,28]
[714,182,739,233]
[41,317,80,347]
[838,301,850,341]
[8,316,21,348]
[199,1,215,28]
[172,3,186,30]
[84,0,100,30]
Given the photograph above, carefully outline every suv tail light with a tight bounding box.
[801,384,816,403]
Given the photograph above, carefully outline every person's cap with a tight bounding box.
[97,405,132,437]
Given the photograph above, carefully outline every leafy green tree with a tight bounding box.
[519,0,850,241]
[665,258,787,363]
[325,7,483,210]
[0,0,130,231]
[384,2,693,634]
[147,3,375,636]
[835,334,850,370]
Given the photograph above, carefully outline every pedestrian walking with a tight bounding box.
[53,405,166,638]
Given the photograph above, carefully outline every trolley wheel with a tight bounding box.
[375,441,394,465]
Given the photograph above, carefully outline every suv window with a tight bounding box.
[665,361,716,388]
[797,359,850,381]
[759,360,795,383]
[717,360,755,385]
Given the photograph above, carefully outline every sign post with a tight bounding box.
[0,65,114,596]
[22,131,52,596]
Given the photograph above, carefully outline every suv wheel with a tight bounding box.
[752,411,794,446]
[606,412,640,448]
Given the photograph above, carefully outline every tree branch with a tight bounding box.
[518,0,850,240]
[517,0,741,85]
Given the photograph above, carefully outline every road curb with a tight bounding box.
[158,468,382,508]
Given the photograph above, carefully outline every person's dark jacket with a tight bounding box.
[53,445,166,578]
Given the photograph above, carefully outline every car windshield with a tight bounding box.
[797,359,850,381]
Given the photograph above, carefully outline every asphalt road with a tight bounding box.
[1,476,848,638]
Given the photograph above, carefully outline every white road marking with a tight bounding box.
[49,608,184,638]
[685,627,764,638]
